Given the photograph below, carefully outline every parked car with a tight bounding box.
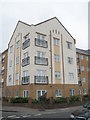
[70,101,90,120]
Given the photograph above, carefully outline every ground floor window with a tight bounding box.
[79,89,81,95]
[15,90,18,97]
[36,90,46,100]
[8,90,11,97]
[23,90,28,98]
[55,89,62,97]
[83,89,87,95]
[70,89,75,96]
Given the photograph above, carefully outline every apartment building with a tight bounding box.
[76,48,90,95]
[6,17,79,100]
[0,49,8,97]
[0,53,2,88]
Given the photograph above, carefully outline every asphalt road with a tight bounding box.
[1,105,82,120]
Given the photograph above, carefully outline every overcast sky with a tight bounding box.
[0,0,89,52]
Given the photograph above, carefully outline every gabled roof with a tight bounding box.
[35,17,76,43]
[9,17,76,45]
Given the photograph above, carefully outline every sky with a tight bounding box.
[0,0,89,52]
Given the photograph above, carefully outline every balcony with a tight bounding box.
[22,76,30,85]
[35,38,48,48]
[35,56,48,66]
[34,76,48,84]
[1,69,5,75]
[77,58,80,63]
[77,69,81,74]
[22,39,30,50]
[78,81,82,86]
[22,57,30,67]
[2,58,5,64]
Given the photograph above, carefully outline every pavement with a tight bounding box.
[1,105,82,119]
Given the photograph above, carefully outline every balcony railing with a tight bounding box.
[34,76,48,84]
[77,58,80,63]
[1,69,5,75]
[22,56,30,67]
[22,76,30,85]
[78,81,82,86]
[2,58,5,64]
[22,39,30,50]
[35,56,48,66]
[77,69,81,74]
[35,38,48,48]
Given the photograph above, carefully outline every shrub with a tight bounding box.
[82,95,88,101]
[11,97,28,103]
[53,97,67,104]
[69,96,79,103]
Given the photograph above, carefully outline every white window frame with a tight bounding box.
[55,71,61,79]
[54,38,59,46]
[69,73,74,80]
[16,56,19,64]
[81,66,84,71]
[23,90,29,98]
[68,57,73,64]
[67,41,72,49]
[83,89,87,95]
[9,60,12,67]
[10,45,13,53]
[55,89,62,97]
[70,89,75,96]
[36,90,46,100]
[80,55,83,60]
[82,77,86,82]
[16,73,19,80]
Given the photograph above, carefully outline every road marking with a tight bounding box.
[7,115,16,118]
[22,115,31,118]
[34,113,41,116]
[61,108,69,111]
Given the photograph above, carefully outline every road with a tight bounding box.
[1,105,82,119]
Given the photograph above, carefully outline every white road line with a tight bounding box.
[7,115,16,118]
[34,113,41,116]
[22,115,31,118]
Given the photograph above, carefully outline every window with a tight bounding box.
[88,78,90,83]
[54,38,59,46]
[81,66,84,71]
[86,56,88,61]
[8,90,11,97]
[16,56,19,64]
[54,54,60,62]
[15,90,18,97]
[16,41,20,48]
[83,89,87,95]
[23,70,28,77]
[24,52,28,58]
[37,51,45,58]
[55,71,61,79]
[24,34,29,41]
[80,55,83,60]
[70,89,75,96]
[55,89,62,97]
[82,77,86,82]
[2,54,5,58]
[67,41,72,49]
[36,90,46,100]
[87,67,90,71]
[69,73,74,80]
[68,57,73,64]
[37,34,45,40]
[23,90,28,98]
[9,75,12,82]
[9,60,12,67]
[79,89,81,95]
[1,79,4,88]
[16,73,19,80]
[37,70,46,76]
[10,46,13,53]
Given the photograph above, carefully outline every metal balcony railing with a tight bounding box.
[34,76,48,84]
[22,76,30,85]
[22,56,30,67]
[35,38,48,48]
[22,39,30,49]
[35,56,48,66]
